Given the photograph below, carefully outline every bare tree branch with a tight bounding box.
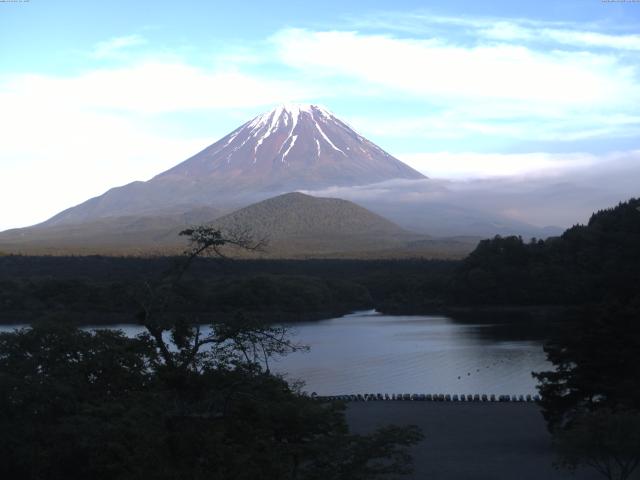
[131,225,278,372]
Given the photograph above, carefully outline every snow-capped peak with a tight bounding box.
[242,104,341,160]
[155,102,425,187]
[280,103,333,118]
[247,103,333,131]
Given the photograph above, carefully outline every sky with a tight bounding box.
[1,0,639,230]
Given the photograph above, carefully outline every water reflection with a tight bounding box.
[0,311,550,396]
[272,311,549,395]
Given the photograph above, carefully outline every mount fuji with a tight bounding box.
[42,104,425,227]
[0,105,447,255]
[0,104,558,256]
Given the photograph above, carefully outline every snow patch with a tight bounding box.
[224,130,253,161]
[223,128,241,147]
[249,103,335,130]
[252,109,285,159]
[314,122,346,156]
[277,107,301,156]
[281,135,298,162]
[228,103,351,164]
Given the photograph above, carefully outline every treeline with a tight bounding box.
[0,257,457,324]
[451,198,640,306]
[0,274,370,324]
[443,198,640,478]
[3,198,638,324]
[0,306,422,480]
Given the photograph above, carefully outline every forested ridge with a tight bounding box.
[0,257,455,324]
[452,198,640,306]
[445,198,640,479]
[1,198,639,324]
[1,199,639,479]
[0,227,424,480]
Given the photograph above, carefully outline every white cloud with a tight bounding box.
[0,58,316,229]
[271,27,640,144]
[540,29,640,51]
[302,150,640,229]
[0,60,316,230]
[357,12,640,51]
[479,23,640,51]
[4,62,310,115]
[396,152,599,179]
[272,28,639,107]
[348,105,640,145]
[0,105,209,230]
[479,22,535,41]
[91,34,148,59]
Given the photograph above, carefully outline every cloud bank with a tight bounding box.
[303,151,640,231]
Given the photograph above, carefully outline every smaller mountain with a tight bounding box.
[213,192,404,238]
[209,192,419,257]
[0,192,478,258]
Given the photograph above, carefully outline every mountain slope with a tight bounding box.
[158,104,424,189]
[0,191,478,258]
[42,104,425,227]
[207,192,442,258]
[212,192,406,239]
[0,207,223,255]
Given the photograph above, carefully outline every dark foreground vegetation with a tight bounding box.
[0,255,457,324]
[1,198,639,479]
[2,199,639,324]
[451,198,640,306]
[0,322,423,479]
[502,198,640,480]
[0,228,423,479]
[450,198,640,480]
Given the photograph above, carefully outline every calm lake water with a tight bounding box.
[0,310,550,395]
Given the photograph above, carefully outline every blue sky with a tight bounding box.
[1,0,639,229]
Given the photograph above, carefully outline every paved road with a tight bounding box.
[346,402,604,480]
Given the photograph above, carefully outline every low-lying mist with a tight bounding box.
[302,153,640,237]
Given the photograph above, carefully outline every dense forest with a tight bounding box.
[1,199,639,479]
[0,257,456,324]
[452,198,640,306]
[1,198,639,325]
[446,198,640,479]
[0,227,424,480]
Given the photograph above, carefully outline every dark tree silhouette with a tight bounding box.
[0,226,423,480]
[527,200,640,480]
[553,409,640,480]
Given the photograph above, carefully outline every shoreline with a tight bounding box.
[0,304,573,327]
[0,308,356,326]
[379,304,571,318]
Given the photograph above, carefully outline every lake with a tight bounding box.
[0,310,550,396]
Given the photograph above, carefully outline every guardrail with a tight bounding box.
[310,393,541,403]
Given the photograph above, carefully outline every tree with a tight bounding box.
[534,295,640,480]
[0,323,158,479]
[0,226,423,479]
[451,198,640,306]
[533,299,640,429]
[529,200,640,480]
[133,226,274,372]
[553,409,640,480]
